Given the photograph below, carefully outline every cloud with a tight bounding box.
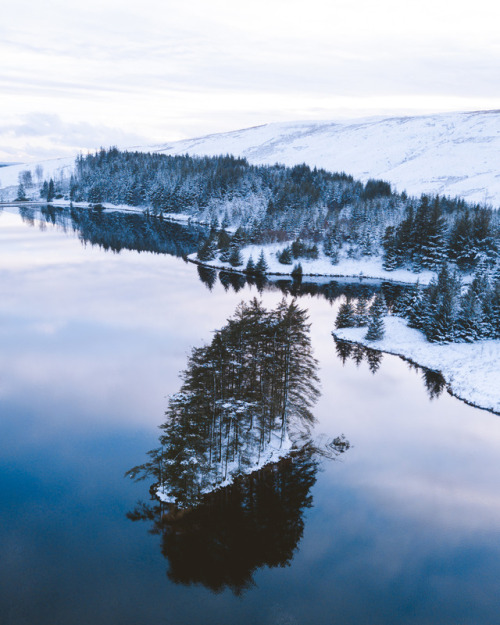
[2,0,500,160]
[0,114,153,161]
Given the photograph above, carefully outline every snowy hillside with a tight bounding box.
[146,110,500,207]
[1,110,499,207]
[0,156,75,201]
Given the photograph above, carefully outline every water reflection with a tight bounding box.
[196,265,413,306]
[126,298,350,593]
[333,337,447,399]
[127,440,349,595]
[16,204,206,257]
[128,448,317,594]
[127,298,321,507]
[14,204,414,309]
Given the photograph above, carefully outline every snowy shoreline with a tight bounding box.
[333,316,500,416]
[156,430,294,505]
[187,244,437,285]
[4,200,440,284]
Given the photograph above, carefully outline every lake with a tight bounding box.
[1,205,500,624]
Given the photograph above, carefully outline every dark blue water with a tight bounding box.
[2,206,500,624]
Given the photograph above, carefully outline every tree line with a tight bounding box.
[40,148,498,276]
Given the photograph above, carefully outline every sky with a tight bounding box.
[2,0,500,162]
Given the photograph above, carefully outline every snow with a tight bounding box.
[189,244,437,284]
[0,157,75,200]
[333,316,500,415]
[145,110,500,208]
[2,109,500,207]
[156,429,293,504]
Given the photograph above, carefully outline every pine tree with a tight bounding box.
[335,299,356,329]
[382,226,399,270]
[197,233,218,261]
[40,180,49,200]
[277,246,293,264]
[16,183,27,201]
[354,296,370,327]
[47,179,55,202]
[365,293,387,341]
[245,256,256,275]
[255,250,268,275]
[228,246,243,267]
[291,263,303,280]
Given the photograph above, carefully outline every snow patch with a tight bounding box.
[333,316,500,414]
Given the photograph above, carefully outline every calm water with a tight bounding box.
[2,206,500,624]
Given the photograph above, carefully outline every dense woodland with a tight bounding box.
[334,262,500,342]
[28,148,500,345]
[127,299,321,507]
[39,148,499,274]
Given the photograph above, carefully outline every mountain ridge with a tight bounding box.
[1,110,499,207]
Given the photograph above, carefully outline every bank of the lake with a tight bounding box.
[187,245,437,285]
[333,316,500,415]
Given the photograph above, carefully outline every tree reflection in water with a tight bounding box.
[126,299,350,593]
[17,204,206,257]
[127,441,349,595]
[333,337,447,399]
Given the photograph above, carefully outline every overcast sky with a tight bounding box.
[2,0,500,162]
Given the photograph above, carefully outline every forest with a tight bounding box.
[126,298,321,507]
[32,148,500,345]
[36,148,498,272]
[334,262,500,342]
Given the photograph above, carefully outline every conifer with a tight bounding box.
[335,299,356,329]
[365,293,387,341]
[255,250,268,275]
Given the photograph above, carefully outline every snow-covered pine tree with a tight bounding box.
[197,233,218,261]
[291,263,303,280]
[228,246,243,267]
[245,256,256,275]
[16,183,27,201]
[255,250,268,275]
[335,299,356,329]
[365,293,387,341]
[277,246,293,264]
[354,296,370,327]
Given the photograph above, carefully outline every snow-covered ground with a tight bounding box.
[333,316,500,415]
[156,429,293,505]
[147,110,500,208]
[2,109,500,207]
[0,156,75,201]
[189,244,437,285]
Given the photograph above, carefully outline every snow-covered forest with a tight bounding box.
[27,148,500,345]
[35,148,498,273]
[335,262,500,343]
[126,298,321,507]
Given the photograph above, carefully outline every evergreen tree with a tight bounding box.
[382,226,399,270]
[335,299,356,329]
[47,179,55,202]
[228,246,243,267]
[278,246,293,264]
[40,180,49,200]
[365,293,387,341]
[245,256,256,275]
[197,233,218,261]
[16,183,27,201]
[291,263,303,280]
[354,295,370,327]
[255,250,268,275]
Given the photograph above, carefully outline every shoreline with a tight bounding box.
[187,256,426,286]
[333,317,500,417]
